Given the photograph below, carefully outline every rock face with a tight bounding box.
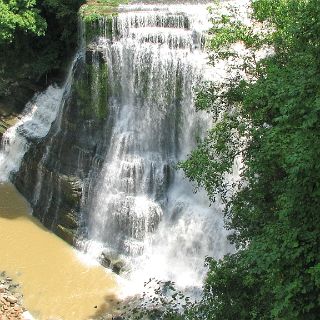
[0,80,45,116]
[0,118,10,139]
[13,26,111,246]
[0,112,20,140]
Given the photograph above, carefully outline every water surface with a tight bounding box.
[0,183,118,320]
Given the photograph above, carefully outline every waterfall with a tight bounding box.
[0,1,240,295]
[83,3,233,292]
[0,54,81,183]
[0,86,62,181]
[0,87,64,182]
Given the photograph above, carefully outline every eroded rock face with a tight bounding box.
[14,39,111,246]
[0,80,45,116]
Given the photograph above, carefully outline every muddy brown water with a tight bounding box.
[0,183,118,320]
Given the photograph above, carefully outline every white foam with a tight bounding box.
[0,86,64,182]
[0,51,81,183]
[82,1,239,295]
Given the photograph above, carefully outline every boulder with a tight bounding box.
[100,253,111,268]
[111,261,125,275]
[6,295,17,304]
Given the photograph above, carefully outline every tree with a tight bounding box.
[0,0,84,106]
[179,0,320,318]
[0,0,46,43]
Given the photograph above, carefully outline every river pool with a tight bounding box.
[0,183,118,320]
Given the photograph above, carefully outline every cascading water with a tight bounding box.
[0,87,64,181]
[83,3,233,292]
[0,0,243,298]
[0,53,81,183]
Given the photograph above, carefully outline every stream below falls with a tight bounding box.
[0,183,118,320]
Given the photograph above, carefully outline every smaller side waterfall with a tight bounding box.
[0,54,81,183]
[0,86,64,182]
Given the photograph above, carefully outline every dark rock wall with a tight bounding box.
[14,44,110,246]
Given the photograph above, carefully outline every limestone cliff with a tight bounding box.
[14,24,113,245]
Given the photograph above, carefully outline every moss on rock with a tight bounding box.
[80,0,129,23]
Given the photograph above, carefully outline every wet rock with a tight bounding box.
[59,211,79,230]
[6,295,17,304]
[98,251,126,274]
[0,119,9,138]
[59,175,83,208]
[13,41,108,247]
[56,225,77,246]
[100,253,111,268]
[111,261,125,275]
[86,48,105,65]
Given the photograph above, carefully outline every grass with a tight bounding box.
[80,0,129,21]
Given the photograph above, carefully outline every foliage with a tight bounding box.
[0,0,130,107]
[0,0,46,43]
[0,0,84,107]
[118,279,192,320]
[80,0,128,22]
[177,0,320,319]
